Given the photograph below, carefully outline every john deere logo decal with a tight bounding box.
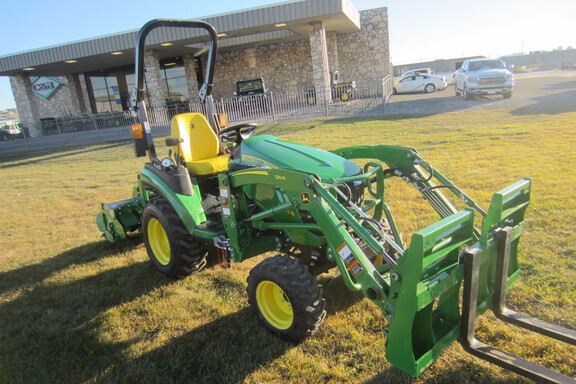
[31,76,63,100]
[300,192,311,205]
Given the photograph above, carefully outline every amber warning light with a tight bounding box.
[131,124,144,139]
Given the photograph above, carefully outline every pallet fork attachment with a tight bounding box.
[460,230,576,384]
[459,179,576,384]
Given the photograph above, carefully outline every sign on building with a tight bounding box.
[31,76,63,100]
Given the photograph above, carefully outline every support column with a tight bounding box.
[10,74,42,137]
[326,31,339,71]
[143,49,166,108]
[65,73,87,115]
[183,53,200,103]
[309,21,332,103]
[77,74,93,113]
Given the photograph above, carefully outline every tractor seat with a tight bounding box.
[170,113,229,176]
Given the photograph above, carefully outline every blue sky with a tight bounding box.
[1,0,574,110]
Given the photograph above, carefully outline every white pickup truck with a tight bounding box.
[454,58,514,100]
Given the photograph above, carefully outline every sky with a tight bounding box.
[0,0,575,110]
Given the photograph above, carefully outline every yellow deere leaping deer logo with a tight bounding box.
[300,192,311,205]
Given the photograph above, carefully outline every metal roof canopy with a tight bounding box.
[0,0,360,77]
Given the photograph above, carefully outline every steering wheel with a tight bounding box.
[219,123,257,144]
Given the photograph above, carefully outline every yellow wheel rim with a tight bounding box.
[308,96,316,104]
[341,93,349,101]
[148,218,171,266]
[256,281,293,330]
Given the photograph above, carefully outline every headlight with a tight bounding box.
[467,77,478,85]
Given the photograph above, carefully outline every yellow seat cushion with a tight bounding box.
[186,154,230,175]
[170,113,229,176]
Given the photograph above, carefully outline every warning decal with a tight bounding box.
[350,262,364,277]
[337,243,356,266]
[337,243,364,277]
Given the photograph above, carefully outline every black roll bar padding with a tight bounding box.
[133,18,218,105]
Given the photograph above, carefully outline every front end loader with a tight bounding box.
[96,19,575,383]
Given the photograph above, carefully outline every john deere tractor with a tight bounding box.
[97,19,575,382]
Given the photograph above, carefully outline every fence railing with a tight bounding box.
[1,79,393,153]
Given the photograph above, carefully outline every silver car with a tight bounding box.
[455,59,514,100]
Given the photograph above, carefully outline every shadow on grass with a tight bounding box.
[0,141,128,169]
[0,237,142,295]
[0,239,292,384]
[96,307,292,384]
[0,248,172,383]
[321,273,365,314]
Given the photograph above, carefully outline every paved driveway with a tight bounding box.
[384,70,576,116]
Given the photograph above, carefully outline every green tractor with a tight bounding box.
[97,19,575,382]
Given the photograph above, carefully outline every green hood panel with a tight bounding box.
[236,135,361,180]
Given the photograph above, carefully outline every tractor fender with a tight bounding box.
[138,166,206,235]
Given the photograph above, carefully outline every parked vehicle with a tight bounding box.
[0,121,23,141]
[235,77,268,98]
[232,77,271,115]
[454,59,514,100]
[399,68,433,77]
[393,74,447,94]
[306,70,358,104]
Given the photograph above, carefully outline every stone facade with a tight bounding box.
[337,8,390,85]
[212,39,314,98]
[309,21,332,103]
[143,49,166,108]
[10,73,93,136]
[10,74,41,136]
[183,53,200,101]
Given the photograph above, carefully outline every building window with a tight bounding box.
[88,75,123,113]
[87,70,150,113]
[160,59,189,104]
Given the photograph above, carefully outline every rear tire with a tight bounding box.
[247,255,326,343]
[141,197,207,278]
[424,83,435,93]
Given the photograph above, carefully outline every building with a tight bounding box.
[0,0,390,137]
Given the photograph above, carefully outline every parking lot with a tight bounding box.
[384,70,576,116]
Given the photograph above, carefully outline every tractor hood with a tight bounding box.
[234,135,361,180]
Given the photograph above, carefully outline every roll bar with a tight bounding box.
[130,19,219,161]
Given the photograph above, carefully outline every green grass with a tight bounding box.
[1,109,575,383]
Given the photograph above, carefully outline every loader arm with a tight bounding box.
[220,145,574,382]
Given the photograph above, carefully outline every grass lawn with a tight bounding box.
[0,108,574,383]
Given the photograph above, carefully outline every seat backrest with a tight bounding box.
[170,113,219,162]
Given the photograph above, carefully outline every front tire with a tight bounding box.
[141,197,207,278]
[503,91,512,99]
[247,255,326,343]
[463,85,473,100]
